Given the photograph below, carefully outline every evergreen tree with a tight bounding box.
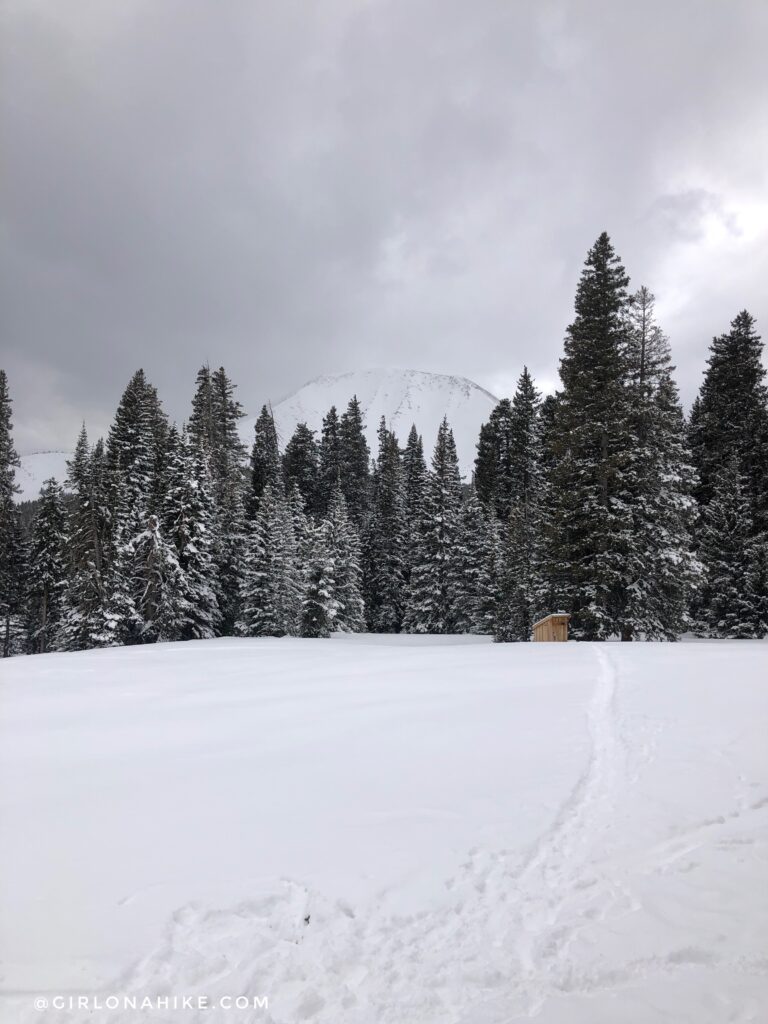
[697,459,761,638]
[0,370,26,657]
[496,503,540,642]
[282,423,320,512]
[300,524,334,639]
[338,396,371,526]
[106,370,168,550]
[621,289,700,639]
[454,489,499,634]
[401,424,427,587]
[189,365,247,634]
[549,232,636,639]
[536,394,564,616]
[162,428,222,640]
[494,368,545,641]
[26,478,68,653]
[249,405,282,510]
[287,481,312,596]
[363,419,406,632]
[321,489,365,632]
[1,512,27,657]
[403,418,464,634]
[474,417,498,508]
[188,364,215,454]
[189,365,247,494]
[474,398,515,518]
[317,406,342,515]
[237,484,301,637]
[57,431,112,652]
[129,514,188,643]
[690,311,768,533]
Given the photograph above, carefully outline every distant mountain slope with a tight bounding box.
[15,451,71,503]
[243,368,498,476]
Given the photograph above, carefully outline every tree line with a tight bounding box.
[1,232,766,655]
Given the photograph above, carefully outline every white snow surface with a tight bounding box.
[1,635,767,1023]
[14,451,72,503]
[243,368,499,476]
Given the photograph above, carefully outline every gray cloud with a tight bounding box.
[2,0,767,452]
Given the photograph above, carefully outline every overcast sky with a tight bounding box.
[2,0,767,453]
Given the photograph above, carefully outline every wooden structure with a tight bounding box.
[532,612,570,642]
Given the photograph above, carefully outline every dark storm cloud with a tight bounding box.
[2,0,767,451]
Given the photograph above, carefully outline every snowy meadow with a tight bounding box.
[1,635,766,1023]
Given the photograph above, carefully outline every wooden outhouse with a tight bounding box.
[532,612,570,642]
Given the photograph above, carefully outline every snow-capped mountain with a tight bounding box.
[15,451,72,503]
[243,369,498,476]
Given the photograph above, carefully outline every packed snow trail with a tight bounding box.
[2,638,767,1023]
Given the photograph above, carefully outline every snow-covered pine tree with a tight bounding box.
[453,488,500,634]
[689,311,768,533]
[1,513,27,657]
[188,365,248,634]
[548,232,636,640]
[237,483,301,637]
[496,501,540,642]
[474,398,515,519]
[129,513,188,643]
[621,288,700,639]
[535,394,564,615]
[363,419,406,632]
[106,370,168,551]
[689,311,768,635]
[474,417,498,508]
[57,430,112,651]
[401,424,427,590]
[189,365,247,494]
[98,548,141,647]
[282,423,320,513]
[493,368,545,641]
[317,406,342,516]
[188,364,216,453]
[320,489,365,632]
[25,478,68,653]
[338,396,371,527]
[0,370,27,657]
[300,523,334,639]
[249,405,282,510]
[98,372,171,645]
[697,459,761,638]
[287,477,310,541]
[402,417,464,634]
[162,427,222,640]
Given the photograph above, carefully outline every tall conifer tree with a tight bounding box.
[26,478,68,653]
[549,232,636,639]
[282,423,320,512]
[0,371,26,656]
[363,419,406,632]
[403,418,464,634]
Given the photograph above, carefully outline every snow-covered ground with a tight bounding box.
[1,636,766,1023]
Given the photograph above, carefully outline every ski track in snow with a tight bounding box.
[15,646,768,1023]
